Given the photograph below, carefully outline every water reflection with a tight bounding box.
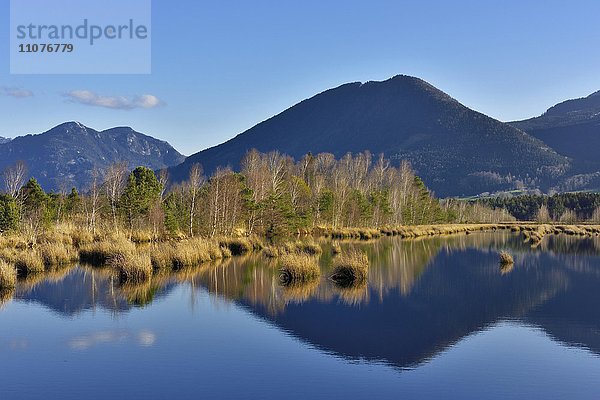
[68,329,156,350]
[7,232,600,370]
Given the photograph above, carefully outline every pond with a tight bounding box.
[1,232,600,400]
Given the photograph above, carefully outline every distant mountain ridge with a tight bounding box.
[168,75,570,197]
[0,136,10,144]
[0,122,185,191]
[510,90,600,190]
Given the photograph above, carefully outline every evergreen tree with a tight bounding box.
[120,167,163,231]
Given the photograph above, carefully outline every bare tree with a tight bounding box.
[86,168,101,234]
[104,162,128,231]
[592,206,600,224]
[158,169,169,201]
[3,160,27,198]
[187,163,204,237]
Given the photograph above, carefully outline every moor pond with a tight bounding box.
[2,232,600,399]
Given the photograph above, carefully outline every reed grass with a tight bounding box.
[263,240,323,258]
[150,238,230,270]
[330,249,369,284]
[109,251,153,283]
[278,254,321,284]
[70,229,95,248]
[0,260,17,290]
[130,230,155,243]
[79,237,136,266]
[500,262,514,275]
[10,251,45,274]
[331,242,341,255]
[499,251,514,265]
[38,243,78,268]
[218,237,253,255]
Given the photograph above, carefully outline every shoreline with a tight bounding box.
[316,223,600,240]
[2,223,600,289]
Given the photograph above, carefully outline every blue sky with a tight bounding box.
[1,0,600,155]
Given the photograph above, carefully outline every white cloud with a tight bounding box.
[64,90,163,110]
[1,87,33,98]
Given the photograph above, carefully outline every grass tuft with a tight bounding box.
[499,251,514,265]
[0,260,17,290]
[79,238,136,266]
[14,252,45,274]
[219,237,253,256]
[109,251,153,283]
[278,254,321,284]
[38,243,78,268]
[330,249,369,285]
[263,240,323,258]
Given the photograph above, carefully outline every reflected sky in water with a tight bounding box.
[1,232,600,400]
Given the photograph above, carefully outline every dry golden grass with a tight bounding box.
[331,242,342,255]
[37,230,74,246]
[17,253,46,274]
[263,239,323,258]
[79,237,136,266]
[150,243,177,270]
[500,262,514,275]
[109,251,153,283]
[173,238,222,266]
[319,223,600,243]
[150,238,230,271]
[38,243,78,268]
[499,251,514,265]
[130,230,154,244]
[70,229,94,248]
[330,249,369,284]
[278,254,321,284]
[0,260,17,289]
[218,237,253,255]
[0,234,29,250]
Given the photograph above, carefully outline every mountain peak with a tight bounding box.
[50,121,91,135]
[168,75,567,196]
[543,91,600,117]
[55,121,87,128]
[0,123,185,190]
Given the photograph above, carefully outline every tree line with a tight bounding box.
[0,151,511,238]
[476,192,600,223]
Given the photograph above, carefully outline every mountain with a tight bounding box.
[0,122,185,191]
[510,91,600,176]
[0,136,10,144]
[168,75,569,197]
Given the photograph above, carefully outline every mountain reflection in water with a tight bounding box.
[6,232,600,370]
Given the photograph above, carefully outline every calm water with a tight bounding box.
[2,232,600,400]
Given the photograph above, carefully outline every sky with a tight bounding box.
[1,0,600,156]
